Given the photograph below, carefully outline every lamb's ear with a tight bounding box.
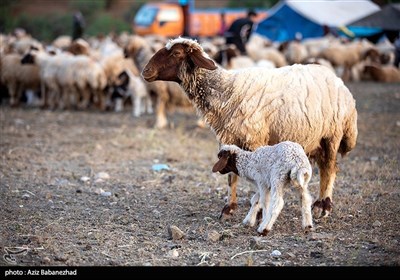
[190,49,217,70]
[212,153,229,172]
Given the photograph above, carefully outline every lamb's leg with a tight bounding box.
[313,139,339,218]
[243,192,260,227]
[300,184,313,232]
[258,186,284,235]
[219,173,238,219]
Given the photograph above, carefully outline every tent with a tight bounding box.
[347,4,400,42]
[348,4,400,31]
[254,0,381,42]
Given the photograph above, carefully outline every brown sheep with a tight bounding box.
[363,63,400,83]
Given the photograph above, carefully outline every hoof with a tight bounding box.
[304,225,314,234]
[257,229,269,236]
[321,197,332,217]
[312,200,323,218]
[242,220,251,227]
[312,198,332,218]
[218,203,237,220]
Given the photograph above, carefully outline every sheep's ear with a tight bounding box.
[212,154,228,173]
[190,49,217,70]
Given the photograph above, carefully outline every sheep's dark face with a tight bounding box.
[212,150,238,175]
[142,45,187,83]
[142,43,217,84]
[21,53,35,64]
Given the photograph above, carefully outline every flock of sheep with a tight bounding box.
[1,30,399,117]
[1,29,399,234]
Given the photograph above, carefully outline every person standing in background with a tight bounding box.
[394,33,400,68]
[225,10,257,55]
[72,11,85,40]
[218,12,227,37]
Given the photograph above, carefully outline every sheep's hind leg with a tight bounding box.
[312,139,338,218]
[301,184,314,232]
[219,173,238,219]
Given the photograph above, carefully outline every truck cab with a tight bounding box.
[133,3,184,37]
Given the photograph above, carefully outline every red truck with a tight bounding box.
[132,2,268,38]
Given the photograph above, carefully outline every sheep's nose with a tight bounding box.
[142,67,151,75]
[141,67,157,81]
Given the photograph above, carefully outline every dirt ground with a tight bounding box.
[0,81,399,267]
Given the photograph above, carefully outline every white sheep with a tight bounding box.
[212,142,313,235]
[111,69,153,116]
[21,48,107,110]
[1,52,41,107]
[142,37,358,220]
[319,39,377,81]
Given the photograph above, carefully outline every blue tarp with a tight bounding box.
[255,3,324,42]
[254,0,382,42]
[341,26,383,38]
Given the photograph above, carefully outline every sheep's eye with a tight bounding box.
[172,50,182,57]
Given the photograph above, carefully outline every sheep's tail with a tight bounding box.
[291,167,312,188]
[339,107,358,157]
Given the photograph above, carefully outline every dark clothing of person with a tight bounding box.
[394,36,400,68]
[72,12,85,40]
[225,17,254,55]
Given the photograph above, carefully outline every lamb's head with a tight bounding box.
[142,37,217,83]
[212,145,241,175]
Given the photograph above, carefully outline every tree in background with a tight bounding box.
[228,0,279,8]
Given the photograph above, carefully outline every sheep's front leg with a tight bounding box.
[8,82,18,107]
[243,192,260,227]
[133,95,141,117]
[219,173,238,219]
[154,96,168,128]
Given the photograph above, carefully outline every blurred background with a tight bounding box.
[0,0,280,42]
[1,0,399,111]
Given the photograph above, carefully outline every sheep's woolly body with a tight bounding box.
[0,53,41,106]
[179,60,356,154]
[222,142,311,188]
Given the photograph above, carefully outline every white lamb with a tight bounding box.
[212,142,313,235]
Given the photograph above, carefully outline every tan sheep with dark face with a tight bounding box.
[142,37,358,220]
